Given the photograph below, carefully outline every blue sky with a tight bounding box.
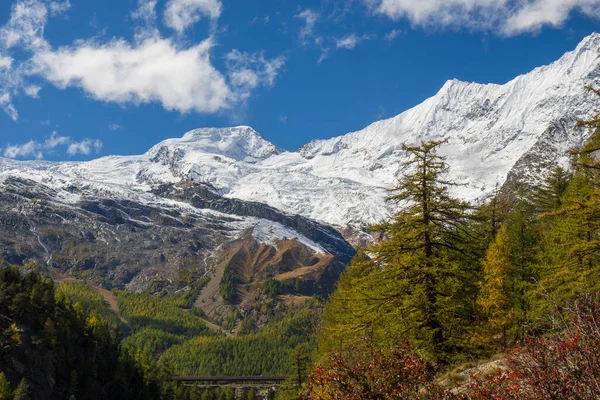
[0,0,599,160]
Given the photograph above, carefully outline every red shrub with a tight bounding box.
[307,298,600,399]
[304,342,455,400]
[467,298,600,399]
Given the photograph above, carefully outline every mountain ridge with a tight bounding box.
[1,33,600,229]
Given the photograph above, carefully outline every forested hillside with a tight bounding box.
[0,265,159,400]
[303,88,600,399]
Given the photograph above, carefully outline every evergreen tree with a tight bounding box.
[239,389,250,400]
[535,169,600,326]
[572,86,600,171]
[290,343,310,387]
[505,197,539,340]
[476,225,517,349]
[316,249,379,356]
[374,139,478,358]
[473,183,511,242]
[0,373,11,400]
[529,166,572,213]
[12,379,30,400]
[248,388,258,400]
[319,140,479,361]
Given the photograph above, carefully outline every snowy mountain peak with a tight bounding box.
[148,126,282,163]
[577,31,600,51]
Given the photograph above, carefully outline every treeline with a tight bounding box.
[306,89,600,398]
[0,264,159,400]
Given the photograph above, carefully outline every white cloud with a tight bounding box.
[164,0,222,33]
[0,93,18,121]
[336,33,375,49]
[30,37,233,114]
[4,140,42,159]
[0,0,49,50]
[503,0,600,35]
[385,29,402,41]
[132,0,158,39]
[0,0,51,120]
[3,131,74,159]
[368,0,600,35]
[225,50,285,100]
[294,10,330,63]
[24,84,41,97]
[108,123,122,131]
[0,56,13,70]
[295,9,319,44]
[67,138,103,156]
[336,35,359,49]
[0,0,283,120]
[48,1,71,16]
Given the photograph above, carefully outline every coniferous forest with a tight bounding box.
[1,89,600,400]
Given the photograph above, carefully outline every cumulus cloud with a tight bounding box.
[164,0,222,33]
[45,131,69,147]
[0,0,50,50]
[108,123,122,131]
[2,131,89,159]
[4,140,42,159]
[0,0,50,120]
[30,37,233,113]
[0,56,12,69]
[0,0,284,120]
[67,138,103,156]
[132,0,158,36]
[367,0,600,35]
[503,0,600,35]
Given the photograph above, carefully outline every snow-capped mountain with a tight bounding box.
[2,33,600,231]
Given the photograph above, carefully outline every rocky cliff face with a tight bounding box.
[0,176,353,307]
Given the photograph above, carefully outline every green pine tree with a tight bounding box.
[319,140,479,361]
[529,166,572,213]
[476,224,517,350]
[290,343,310,387]
[0,373,11,400]
[12,378,30,400]
[248,388,258,400]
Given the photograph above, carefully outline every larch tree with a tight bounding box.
[476,224,516,350]
[0,373,11,400]
[533,91,600,326]
[529,166,572,213]
[505,198,539,341]
[320,139,478,361]
[376,139,478,359]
